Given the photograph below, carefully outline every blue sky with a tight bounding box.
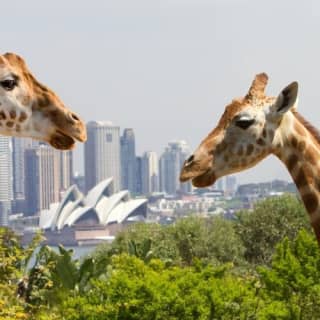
[2,0,320,183]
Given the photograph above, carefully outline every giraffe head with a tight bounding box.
[0,52,86,149]
[180,73,299,187]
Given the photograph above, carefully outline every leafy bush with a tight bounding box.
[60,255,258,320]
[236,194,310,265]
[1,195,318,319]
[101,216,245,267]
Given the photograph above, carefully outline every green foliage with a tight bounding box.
[26,244,97,308]
[236,194,310,265]
[0,227,43,283]
[0,195,319,319]
[0,283,28,320]
[111,222,180,263]
[60,254,259,320]
[0,227,43,320]
[257,230,320,319]
[107,216,245,267]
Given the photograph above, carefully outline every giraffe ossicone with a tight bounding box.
[180,73,320,243]
[0,52,86,150]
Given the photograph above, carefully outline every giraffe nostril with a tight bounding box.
[70,113,80,122]
[186,155,194,164]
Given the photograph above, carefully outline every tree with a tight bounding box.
[236,195,310,265]
[59,254,259,320]
[26,245,96,308]
[102,216,245,267]
[0,227,43,320]
[258,230,320,319]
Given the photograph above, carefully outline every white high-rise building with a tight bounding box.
[159,140,192,195]
[0,137,13,226]
[226,175,237,195]
[84,121,121,192]
[141,151,159,195]
[59,151,73,192]
[24,145,61,216]
[23,145,73,216]
[12,137,39,200]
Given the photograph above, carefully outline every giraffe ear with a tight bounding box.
[274,81,299,115]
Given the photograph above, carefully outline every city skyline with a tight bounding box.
[0,122,295,226]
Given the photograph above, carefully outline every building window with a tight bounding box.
[106,134,113,142]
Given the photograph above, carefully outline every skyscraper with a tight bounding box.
[84,121,121,192]
[159,141,191,195]
[216,178,224,191]
[141,151,159,195]
[0,137,13,226]
[226,175,237,195]
[121,128,136,193]
[59,151,73,192]
[135,156,143,195]
[24,145,61,216]
[12,137,39,200]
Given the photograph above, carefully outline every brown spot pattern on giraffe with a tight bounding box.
[295,167,311,189]
[286,154,298,171]
[304,147,318,166]
[0,111,6,120]
[19,112,27,122]
[311,220,320,243]
[303,192,319,213]
[216,141,228,153]
[256,138,265,146]
[262,129,267,138]
[246,144,254,156]
[22,95,31,106]
[290,136,298,148]
[315,178,320,192]
[237,145,244,156]
[293,111,320,147]
[9,110,16,119]
[298,141,306,152]
[36,94,51,109]
[6,121,14,128]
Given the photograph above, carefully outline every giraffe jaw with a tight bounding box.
[191,170,216,188]
[180,168,216,188]
[49,130,77,150]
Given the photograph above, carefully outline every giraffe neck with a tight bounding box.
[276,112,320,243]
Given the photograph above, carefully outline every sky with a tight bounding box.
[1,0,320,184]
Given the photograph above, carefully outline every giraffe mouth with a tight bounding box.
[49,130,76,150]
[191,170,216,188]
[180,168,216,188]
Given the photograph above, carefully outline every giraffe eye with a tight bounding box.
[0,79,17,91]
[235,118,255,130]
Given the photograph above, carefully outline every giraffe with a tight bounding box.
[0,52,86,149]
[180,73,320,243]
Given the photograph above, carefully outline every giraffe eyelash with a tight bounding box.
[235,118,255,129]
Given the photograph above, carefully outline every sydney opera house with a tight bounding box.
[39,178,147,245]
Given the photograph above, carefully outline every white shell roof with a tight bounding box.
[39,178,147,231]
[84,178,113,207]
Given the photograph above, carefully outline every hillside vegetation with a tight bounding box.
[1,195,319,319]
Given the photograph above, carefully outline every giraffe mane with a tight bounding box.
[293,110,320,147]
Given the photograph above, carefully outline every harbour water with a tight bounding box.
[28,245,98,268]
